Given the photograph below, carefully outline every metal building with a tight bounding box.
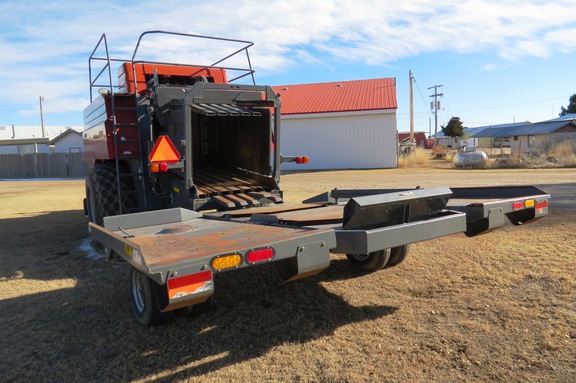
[471,118,576,154]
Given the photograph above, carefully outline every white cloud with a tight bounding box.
[1,0,576,124]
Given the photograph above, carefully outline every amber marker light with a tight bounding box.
[211,253,242,271]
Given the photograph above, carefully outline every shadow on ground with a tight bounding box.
[0,210,397,382]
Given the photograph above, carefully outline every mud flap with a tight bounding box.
[275,241,331,282]
[465,207,505,237]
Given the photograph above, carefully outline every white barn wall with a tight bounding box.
[280,111,397,171]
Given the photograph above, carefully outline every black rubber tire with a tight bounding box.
[346,249,391,272]
[180,296,212,317]
[130,268,171,327]
[385,245,410,268]
[85,172,100,224]
[87,162,136,225]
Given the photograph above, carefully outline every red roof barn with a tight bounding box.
[271,78,398,170]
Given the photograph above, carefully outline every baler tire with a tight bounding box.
[346,249,391,272]
[90,162,120,225]
[130,268,171,327]
[89,162,136,225]
[85,172,100,224]
[94,162,120,217]
[384,245,410,268]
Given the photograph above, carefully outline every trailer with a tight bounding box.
[84,31,549,326]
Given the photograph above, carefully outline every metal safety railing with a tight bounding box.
[88,30,257,102]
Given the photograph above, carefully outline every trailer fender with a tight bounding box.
[464,207,506,237]
[275,240,331,282]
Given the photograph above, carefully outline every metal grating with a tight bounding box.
[191,103,261,116]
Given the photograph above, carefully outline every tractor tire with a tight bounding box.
[346,249,391,272]
[384,245,410,268]
[86,162,135,225]
[85,171,100,225]
[130,267,171,327]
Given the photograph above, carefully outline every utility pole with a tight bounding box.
[428,85,443,147]
[409,70,414,144]
[39,96,45,138]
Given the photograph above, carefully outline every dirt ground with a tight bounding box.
[0,164,575,383]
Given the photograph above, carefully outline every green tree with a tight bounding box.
[441,116,466,137]
[560,94,576,116]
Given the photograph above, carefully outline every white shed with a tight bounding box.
[48,129,83,153]
[273,78,398,171]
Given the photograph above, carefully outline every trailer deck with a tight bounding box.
[90,185,548,313]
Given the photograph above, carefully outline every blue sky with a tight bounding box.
[1,0,575,134]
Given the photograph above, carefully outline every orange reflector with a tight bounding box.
[512,201,524,211]
[150,163,160,173]
[149,136,180,164]
[246,247,275,264]
[167,270,212,299]
[211,253,242,271]
[295,156,309,164]
[524,199,535,208]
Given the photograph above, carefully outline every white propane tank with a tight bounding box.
[453,147,489,168]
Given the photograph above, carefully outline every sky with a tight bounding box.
[1,0,575,135]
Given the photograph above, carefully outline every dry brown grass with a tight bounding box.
[548,140,575,158]
[1,169,575,383]
[398,147,431,168]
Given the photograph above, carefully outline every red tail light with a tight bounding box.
[512,201,524,211]
[246,247,275,264]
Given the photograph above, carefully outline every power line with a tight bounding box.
[412,75,432,111]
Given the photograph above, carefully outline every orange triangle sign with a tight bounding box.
[149,136,180,164]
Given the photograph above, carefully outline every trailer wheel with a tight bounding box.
[384,245,410,268]
[130,268,171,327]
[346,249,391,272]
[181,296,212,317]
